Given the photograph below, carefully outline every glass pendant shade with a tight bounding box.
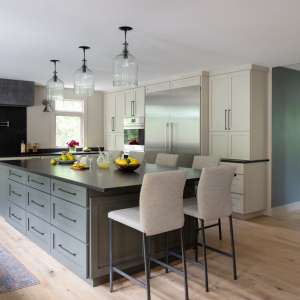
[74,46,95,96]
[113,26,138,87]
[46,60,64,101]
[113,44,138,87]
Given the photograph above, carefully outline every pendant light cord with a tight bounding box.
[53,61,57,82]
[82,48,87,72]
[123,29,129,59]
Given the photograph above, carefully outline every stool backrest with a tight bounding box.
[128,151,146,163]
[192,156,221,170]
[140,170,188,236]
[109,150,123,162]
[197,166,236,221]
[155,153,179,167]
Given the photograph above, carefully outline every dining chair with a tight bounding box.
[108,170,189,300]
[155,153,179,167]
[128,151,146,163]
[109,150,123,162]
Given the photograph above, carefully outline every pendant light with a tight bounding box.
[74,46,95,96]
[46,60,64,101]
[113,26,138,87]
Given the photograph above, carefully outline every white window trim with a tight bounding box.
[51,99,88,148]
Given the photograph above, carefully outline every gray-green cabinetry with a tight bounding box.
[0,164,8,218]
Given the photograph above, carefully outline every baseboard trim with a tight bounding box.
[271,201,300,216]
[232,210,265,220]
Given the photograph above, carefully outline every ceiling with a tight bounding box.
[1,0,300,91]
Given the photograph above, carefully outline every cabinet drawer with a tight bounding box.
[27,173,51,194]
[231,174,244,194]
[27,187,51,223]
[27,212,51,253]
[7,201,26,235]
[220,162,244,175]
[51,225,88,279]
[8,168,27,184]
[8,179,26,209]
[51,179,88,207]
[231,193,244,214]
[51,196,88,243]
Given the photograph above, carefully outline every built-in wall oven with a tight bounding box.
[124,117,145,155]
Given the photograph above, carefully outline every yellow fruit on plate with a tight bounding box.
[115,157,121,163]
[79,162,86,167]
[130,159,138,164]
[51,159,57,165]
[73,163,78,167]
[128,157,133,160]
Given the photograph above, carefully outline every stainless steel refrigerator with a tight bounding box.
[145,85,201,168]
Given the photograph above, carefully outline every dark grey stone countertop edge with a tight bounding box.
[221,158,269,164]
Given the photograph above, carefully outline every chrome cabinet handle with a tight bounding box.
[58,213,76,223]
[111,117,114,131]
[12,191,21,197]
[11,173,21,178]
[58,188,76,196]
[131,101,135,116]
[58,244,76,257]
[169,122,173,154]
[228,109,230,130]
[31,227,44,235]
[11,214,21,221]
[31,200,44,208]
[225,109,227,130]
[31,180,44,185]
[113,117,115,131]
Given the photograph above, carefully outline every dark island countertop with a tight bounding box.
[0,159,202,193]
[0,151,100,158]
[221,158,269,164]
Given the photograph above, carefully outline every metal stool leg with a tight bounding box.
[195,218,199,262]
[180,228,189,300]
[229,215,237,280]
[148,236,151,279]
[143,233,151,300]
[200,219,209,292]
[109,218,113,293]
[165,232,169,273]
[218,218,222,240]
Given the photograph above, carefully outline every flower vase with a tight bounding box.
[69,147,76,153]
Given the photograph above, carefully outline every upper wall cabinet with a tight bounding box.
[0,79,34,107]
[171,76,201,89]
[124,87,145,117]
[104,92,124,133]
[209,71,250,132]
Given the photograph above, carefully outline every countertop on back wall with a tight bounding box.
[221,158,269,164]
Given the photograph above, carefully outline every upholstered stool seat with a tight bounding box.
[183,198,198,218]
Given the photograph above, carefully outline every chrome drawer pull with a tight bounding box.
[31,200,44,208]
[58,244,76,257]
[31,226,44,235]
[31,180,44,185]
[11,213,21,221]
[11,173,22,178]
[12,191,22,197]
[58,213,76,223]
[58,188,76,196]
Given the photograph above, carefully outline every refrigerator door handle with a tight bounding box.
[165,122,169,153]
[228,109,230,130]
[169,122,173,154]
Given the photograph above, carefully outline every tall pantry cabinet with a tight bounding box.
[208,65,268,160]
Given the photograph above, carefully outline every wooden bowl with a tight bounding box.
[113,161,140,171]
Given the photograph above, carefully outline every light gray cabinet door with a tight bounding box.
[51,196,88,243]
[8,168,27,184]
[27,173,51,194]
[0,164,8,218]
[8,180,26,209]
[51,225,88,280]
[27,187,51,223]
[7,201,26,235]
[27,212,51,253]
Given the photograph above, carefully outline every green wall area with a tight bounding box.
[272,67,300,208]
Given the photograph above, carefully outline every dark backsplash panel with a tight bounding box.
[0,106,26,155]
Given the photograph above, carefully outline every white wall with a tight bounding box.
[27,86,103,149]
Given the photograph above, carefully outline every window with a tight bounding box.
[54,100,84,147]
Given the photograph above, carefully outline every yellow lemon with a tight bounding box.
[73,163,79,167]
[128,157,133,160]
[130,159,138,164]
[79,162,86,167]
[51,159,57,165]
[119,160,128,165]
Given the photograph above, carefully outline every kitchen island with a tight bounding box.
[0,159,201,286]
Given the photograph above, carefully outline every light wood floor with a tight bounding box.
[0,210,300,300]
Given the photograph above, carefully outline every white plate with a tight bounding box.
[55,159,77,164]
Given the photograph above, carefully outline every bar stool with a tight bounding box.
[166,166,237,292]
[192,156,222,240]
[108,170,189,300]
[128,151,146,163]
[108,150,123,161]
[155,153,179,167]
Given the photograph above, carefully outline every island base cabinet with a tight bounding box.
[0,164,8,219]
[50,225,88,280]
[7,201,27,235]
[27,212,51,254]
